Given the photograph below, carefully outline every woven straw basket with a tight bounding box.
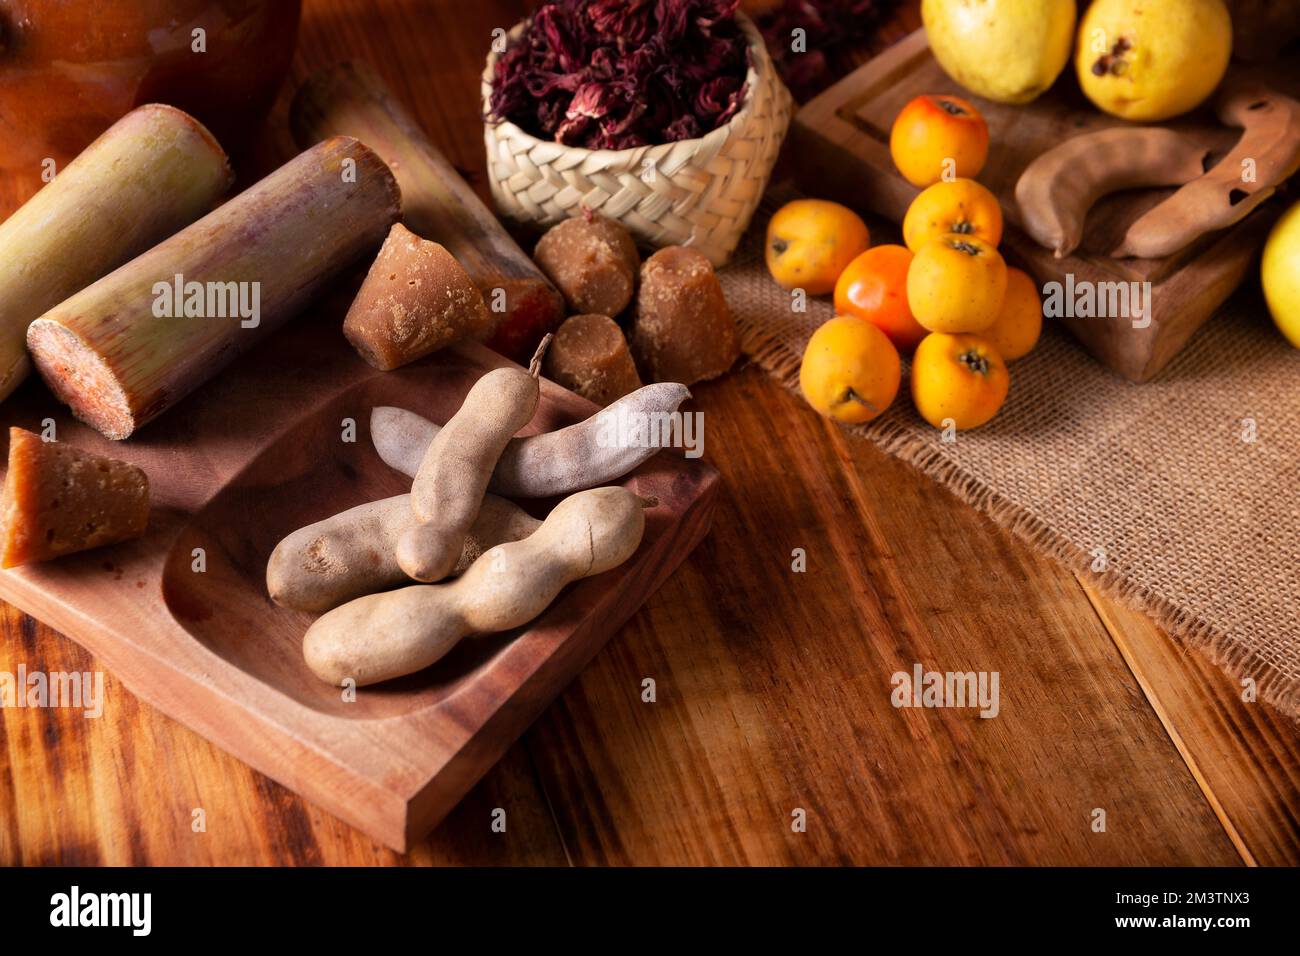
[482,13,792,267]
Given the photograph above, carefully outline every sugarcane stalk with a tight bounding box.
[0,104,232,404]
[27,136,401,440]
[289,62,565,363]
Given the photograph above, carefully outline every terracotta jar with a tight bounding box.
[0,0,301,175]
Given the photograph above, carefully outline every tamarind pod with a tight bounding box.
[303,487,646,686]
[370,382,692,498]
[395,337,550,582]
[266,493,541,613]
[26,136,401,440]
[289,61,565,363]
[1113,86,1300,259]
[1013,127,1208,258]
[0,104,232,404]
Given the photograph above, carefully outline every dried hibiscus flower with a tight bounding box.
[751,0,902,102]
[488,0,751,150]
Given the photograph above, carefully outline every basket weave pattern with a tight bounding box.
[482,14,792,267]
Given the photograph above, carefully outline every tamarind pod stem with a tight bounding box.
[289,62,565,363]
[266,492,540,613]
[0,104,232,404]
[304,487,645,686]
[26,137,401,440]
[370,382,692,498]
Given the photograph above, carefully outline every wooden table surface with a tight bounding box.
[1,0,1297,866]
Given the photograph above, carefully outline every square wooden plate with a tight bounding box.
[0,316,718,850]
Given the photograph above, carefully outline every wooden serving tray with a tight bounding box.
[792,29,1300,381]
[0,312,718,851]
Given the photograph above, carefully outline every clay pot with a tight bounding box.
[0,0,301,175]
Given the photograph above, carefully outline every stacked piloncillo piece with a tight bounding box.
[531,209,742,404]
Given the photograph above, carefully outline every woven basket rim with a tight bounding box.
[481,10,779,160]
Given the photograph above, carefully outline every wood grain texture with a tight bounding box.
[527,368,1241,865]
[791,29,1300,381]
[0,603,566,865]
[1,0,1297,866]
[1082,584,1300,868]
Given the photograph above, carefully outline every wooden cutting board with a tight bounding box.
[0,311,717,851]
[792,29,1300,381]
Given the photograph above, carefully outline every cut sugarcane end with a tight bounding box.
[27,319,137,440]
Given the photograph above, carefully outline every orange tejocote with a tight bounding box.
[766,199,871,296]
[907,235,1008,334]
[834,245,928,353]
[889,94,989,188]
[903,178,1004,252]
[799,316,901,424]
[911,333,1010,430]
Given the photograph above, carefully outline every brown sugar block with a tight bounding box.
[544,314,643,407]
[631,246,740,385]
[0,427,149,568]
[533,213,640,317]
[343,222,490,370]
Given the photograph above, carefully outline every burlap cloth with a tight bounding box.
[719,200,1300,716]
